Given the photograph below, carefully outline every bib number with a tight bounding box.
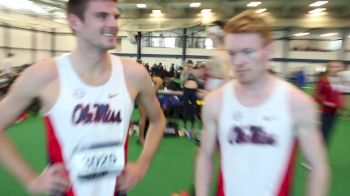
[72,145,124,179]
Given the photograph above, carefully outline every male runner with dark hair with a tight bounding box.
[0,0,165,195]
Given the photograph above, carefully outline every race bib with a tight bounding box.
[71,144,124,179]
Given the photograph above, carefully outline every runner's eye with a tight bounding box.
[241,49,255,55]
[228,50,237,57]
[96,13,108,20]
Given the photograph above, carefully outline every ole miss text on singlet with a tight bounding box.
[43,54,133,196]
[216,80,297,196]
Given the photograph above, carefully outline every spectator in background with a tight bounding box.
[294,69,306,89]
[1,53,15,74]
[180,59,200,138]
[169,63,175,78]
[144,63,150,73]
[175,66,183,79]
[136,59,143,65]
[314,60,345,146]
[204,20,233,91]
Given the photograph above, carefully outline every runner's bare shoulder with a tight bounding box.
[287,82,315,117]
[203,87,224,118]
[120,58,150,85]
[13,58,58,93]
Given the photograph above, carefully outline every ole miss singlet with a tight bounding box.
[217,80,297,196]
[43,54,133,196]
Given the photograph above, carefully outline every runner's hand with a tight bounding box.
[27,163,71,195]
[116,162,147,191]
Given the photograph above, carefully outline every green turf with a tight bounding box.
[0,115,199,196]
[0,116,47,196]
[128,136,197,195]
[292,118,350,196]
[1,115,350,196]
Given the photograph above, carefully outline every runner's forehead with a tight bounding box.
[85,0,120,14]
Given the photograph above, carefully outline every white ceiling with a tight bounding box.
[1,0,350,32]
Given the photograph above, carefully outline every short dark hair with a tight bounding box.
[212,20,225,29]
[67,0,118,20]
[186,59,193,64]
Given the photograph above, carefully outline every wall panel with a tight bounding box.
[10,49,32,65]
[36,32,51,50]
[55,34,75,51]
[10,29,32,49]
[0,26,4,46]
[36,51,51,62]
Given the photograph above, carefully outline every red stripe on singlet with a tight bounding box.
[217,168,225,196]
[277,140,298,196]
[114,125,130,196]
[216,144,225,196]
[44,116,75,196]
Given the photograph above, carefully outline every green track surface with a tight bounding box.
[1,86,350,196]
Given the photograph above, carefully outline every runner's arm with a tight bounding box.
[292,90,330,196]
[0,65,44,188]
[195,91,220,196]
[135,66,166,171]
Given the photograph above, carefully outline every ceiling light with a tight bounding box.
[293,32,310,37]
[308,8,326,14]
[136,4,147,8]
[309,1,328,7]
[152,10,161,14]
[190,3,201,7]
[0,0,49,15]
[151,10,162,17]
[320,33,338,37]
[199,9,213,19]
[201,9,212,14]
[255,8,267,14]
[247,2,262,7]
